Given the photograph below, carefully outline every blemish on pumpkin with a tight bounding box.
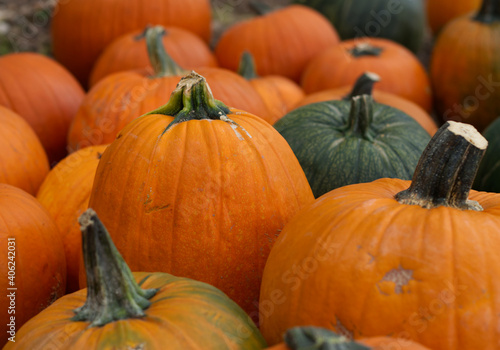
[145,204,170,214]
[378,266,413,294]
[332,317,353,339]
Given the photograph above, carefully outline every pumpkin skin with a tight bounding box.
[51,0,212,86]
[274,95,431,198]
[430,0,500,132]
[301,38,433,112]
[294,73,438,135]
[215,4,339,82]
[294,0,425,54]
[259,122,500,349]
[5,210,266,350]
[36,145,108,293]
[427,0,481,34]
[89,26,218,87]
[0,105,49,195]
[0,53,85,163]
[473,117,500,192]
[87,72,314,319]
[0,184,66,347]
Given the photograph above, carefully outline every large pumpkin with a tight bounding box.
[215,3,339,82]
[5,209,266,349]
[294,0,425,53]
[0,105,49,195]
[274,94,430,198]
[473,117,500,193]
[0,53,85,163]
[86,72,314,319]
[89,25,217,87]
[427,0,481,34]
[51,0,211,86]
[301,38,432,112]
[259,121,500,350]
[0,184,66,347]
[430,0,500,131]
[294,72,438,135]
[37,145,108,293]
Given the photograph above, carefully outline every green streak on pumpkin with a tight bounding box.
[284,326,370,350]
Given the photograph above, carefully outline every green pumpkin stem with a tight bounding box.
[249,1,274,15]
[474,0,500,23]
[349,42,384,58]
[72,209,158,327]
[343,72,381,100]
[346,95,375,141]
[144,25,186,78]
[237,51,258,80]
[284,327,370,350]
[395,122,488,210]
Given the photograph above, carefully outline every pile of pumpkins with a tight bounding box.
[1,0,500,349]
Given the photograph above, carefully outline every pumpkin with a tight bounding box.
[427,0,481,34]
[430,0,500,132]
[0,53,85,163]
[274,94,430,198]
[51,0,212,86]
[0,184,66,346]
[0,105,49,195]
[260,121,500,350]
[301,38,433,112]
[473,117,500,193]
[86,72,314,319]
[238,52,305,125]
[37,145,108,293]
[67,26,269,152]
[215,3,339,82]
[89,25,218,87]
[266,326,430,350]
[4,209,266,349]
[294,72,438,135]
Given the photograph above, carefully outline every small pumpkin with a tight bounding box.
[89,25,217,87]
[427,0,481,34]
[430,0,500,131]
[0,105,49,195]
[37,145,108,293]
[473,117,500,192]
[274,94,431,198]
[294,72,438,135]
[301,38,432,112]
[4,209,266,349]
[260,121,500,349]
[215,3,339,82]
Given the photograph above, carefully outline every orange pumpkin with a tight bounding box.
[86,72,314,319]
[89,25,217,87]
[0,53,85,163]
[37,145,108,293]
[0,184,66,347]
[260,121,500,349]
[0,105,49,195]
[301,38,432,112]
[215,3,339,82]
[295,72,438,135]
[51,0,211,86]
[427,0,480,34]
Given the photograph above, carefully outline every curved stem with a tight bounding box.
[349,43,384,58]
[249,1,274,15]
[345,95,375,141]
[395,122,488,210]
[284,327,370,350]
[237,51,258,80]
[144,25,186,78]
[72,209,158,327]
[474,0,500,23]
[343,72,380,100]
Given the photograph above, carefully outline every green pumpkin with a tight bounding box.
[293,0,425,54]
[473,117,500,193]
[274,95,431,198]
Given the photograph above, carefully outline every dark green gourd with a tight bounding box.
[473,117,500,193]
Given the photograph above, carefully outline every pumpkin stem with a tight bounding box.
[237,51,259,80]
[474,0,500,23]
[349,42,384,58]
[283,327,370,350]
[249,1,274,15]
[72,209,158,327]
[395,122,488,210]
[144,25,186,78]
[343,72,381,100]
[346,95,375,141]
